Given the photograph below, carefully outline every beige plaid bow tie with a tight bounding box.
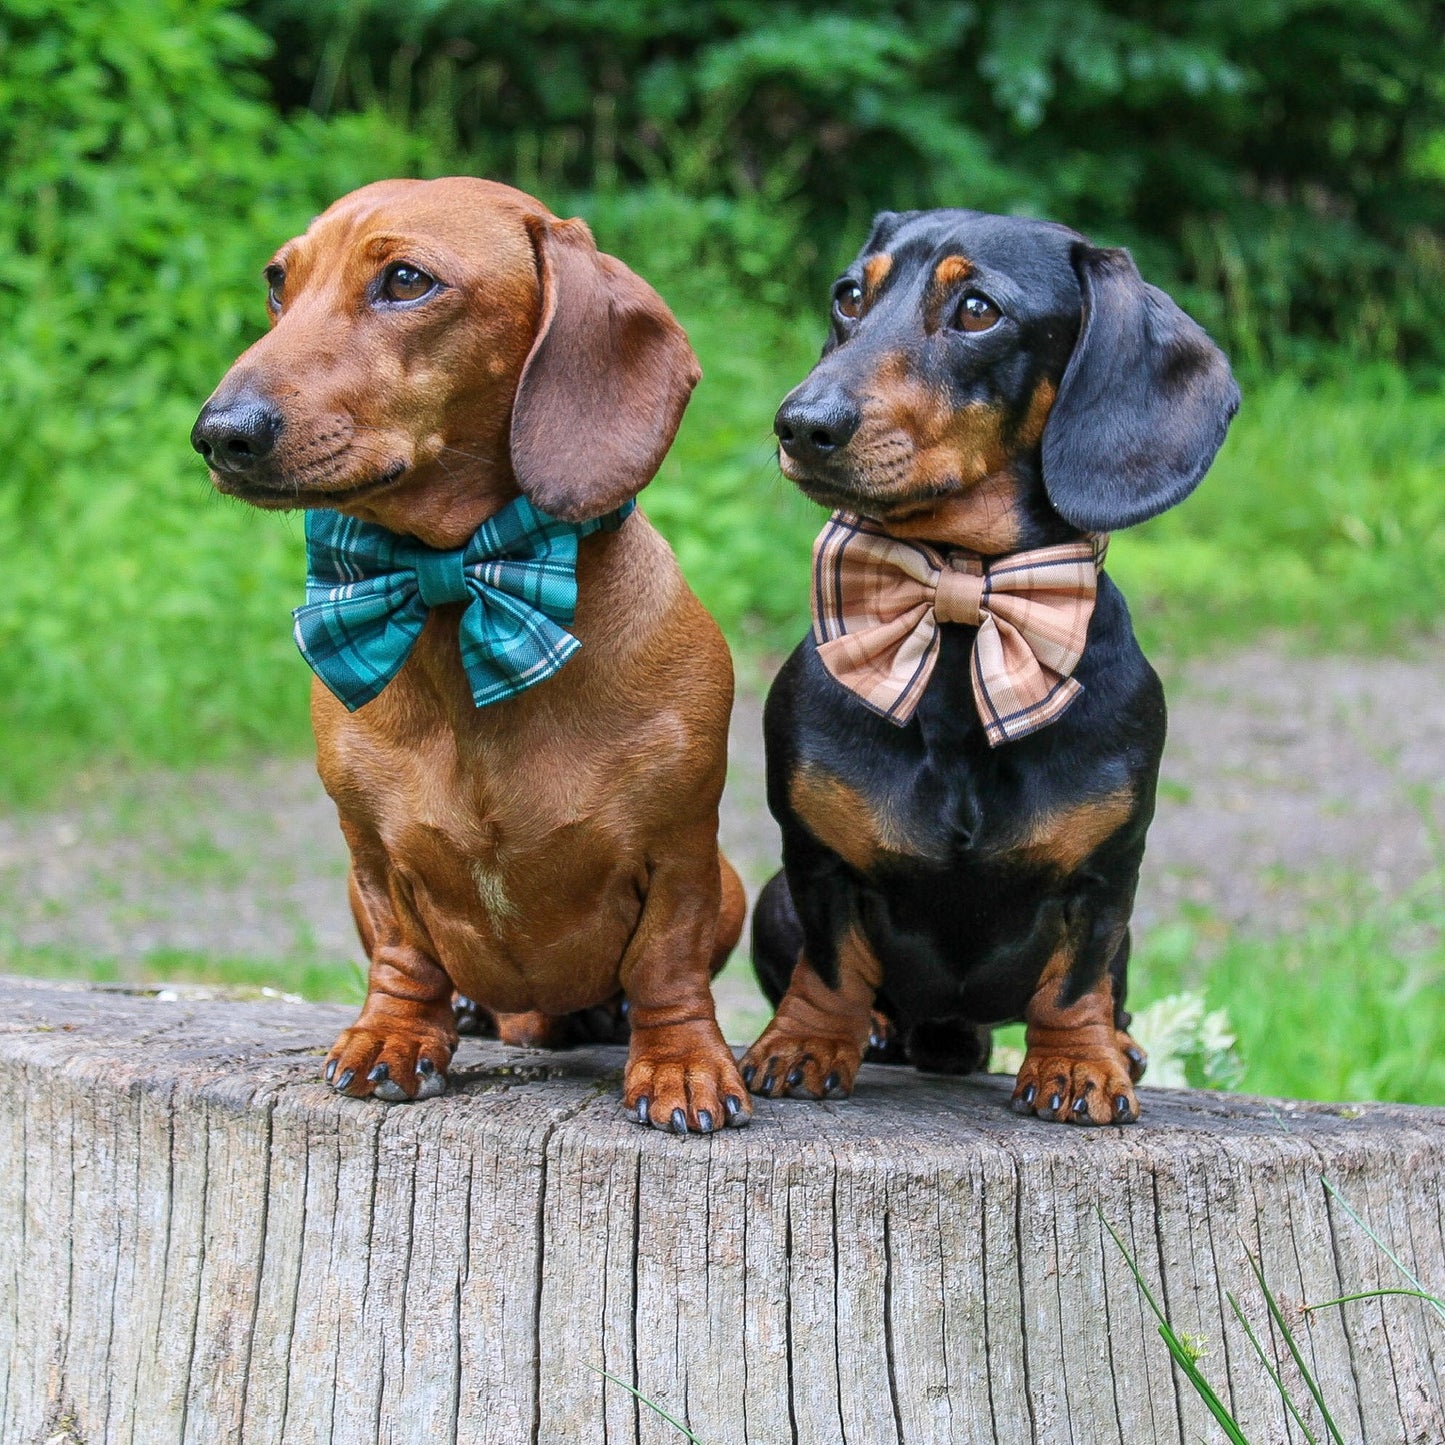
[811,511,1106,745]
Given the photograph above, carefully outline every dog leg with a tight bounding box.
[711,851,747,975]
[1011,938,1141,1125]
[1108,929,1149,1083]
[739,924,881,1100]
[619,837,751,1134]
[327,842,457,1102]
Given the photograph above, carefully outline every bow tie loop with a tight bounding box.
[933,558,985,627]
[810,510,1103,746]
[413,548,471,608]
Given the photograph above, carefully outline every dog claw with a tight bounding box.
[417,1057,436,1077]
[636,1096,651,1126]
[740,1063,755,1087]
[697,1110,714,1134]
[1047,1091,1062,1112]
[786,1065,805,1088]
[335,1068,355,1092]
[670,1108,688,1135]
[1115,1093,1132,1120]
[823,1071,841,1096]
[367,1062,389,1083]
[724,1095,748,1126]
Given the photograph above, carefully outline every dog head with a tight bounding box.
[192,177,699,537]
[774,209,1239,549]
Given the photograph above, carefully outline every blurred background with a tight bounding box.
[1,0,1442,1101]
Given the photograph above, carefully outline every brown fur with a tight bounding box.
[1009,945,1144,1124]
[1012,787,1135,874]
[198,178,748,1131]
[781,349,1024,552]
[788,764,941,872]
[932,254,974,290]
[862,253,893,298]
[742,926,882,1099]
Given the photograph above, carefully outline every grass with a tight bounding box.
[1128,869,1445,1106]
[0,942,365,1006]
[1103,1178,1445,1444]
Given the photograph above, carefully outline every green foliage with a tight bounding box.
[1115,368,1445,654]
[253,0,1445,368]
[1135,869,1445,1106]
[0,0,1441,810]
[0,0,456,792]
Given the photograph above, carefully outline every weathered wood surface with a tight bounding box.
[2,976,1443,1445]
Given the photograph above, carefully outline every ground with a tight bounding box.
[2,642,1441,1046]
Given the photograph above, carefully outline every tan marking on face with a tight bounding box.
[883,475,1025,554]
[933,255,974,289]
[789,764,928,872]
[1016,378,1056,447]
[810,349,1022,548]
[1014,787,1134,874]
[863,253,893,296]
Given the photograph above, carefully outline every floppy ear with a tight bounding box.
[1041,244,1239,532]
[509,216,701,521]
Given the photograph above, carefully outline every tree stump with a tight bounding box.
[2,976,1443,1445]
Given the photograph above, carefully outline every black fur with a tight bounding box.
[754,209,1237,1081]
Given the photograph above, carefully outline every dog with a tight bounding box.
[743,208,1238,1124]
[191,177,750,1133]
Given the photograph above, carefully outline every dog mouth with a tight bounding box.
[782,449,954,521]
[212,461,408,510]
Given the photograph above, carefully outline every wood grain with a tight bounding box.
[1,976,1442,1444]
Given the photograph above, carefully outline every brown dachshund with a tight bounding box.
[191,177,750,1133]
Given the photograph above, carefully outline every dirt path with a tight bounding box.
[2,644,1440,1037]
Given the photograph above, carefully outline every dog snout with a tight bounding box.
[191,392,284,474]
[774,390,861,466]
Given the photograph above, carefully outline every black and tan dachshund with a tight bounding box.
[742,209,1238,1125]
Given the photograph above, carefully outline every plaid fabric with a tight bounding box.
[293,496,633,712]
[811,510,1106,746]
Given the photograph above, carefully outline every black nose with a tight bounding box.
[774,392,861,465]
[191,394,283,473]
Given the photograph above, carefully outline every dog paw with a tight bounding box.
[739,1023,863,1101]
[324,1023,453,1102]
[1116,1029,1148,1082]
[864,1009,910,1065]
[452,993,495,1037]
[1010,1048,1139,1125]
[622,1021,751,1135]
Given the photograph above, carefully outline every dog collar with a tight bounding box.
[293,496,634,712]
[810,510,1106,745]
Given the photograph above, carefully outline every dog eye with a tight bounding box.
[264,265,285,311]
[955,292,1002,333]
[834,280,863,321]
[381,263,437,303]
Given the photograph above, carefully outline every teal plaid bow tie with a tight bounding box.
[293,496,633,712]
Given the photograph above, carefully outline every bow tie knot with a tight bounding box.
[933,559,986,627]
[810,510,1105,746]
[413,548,471,608]
[293,495,632,712]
